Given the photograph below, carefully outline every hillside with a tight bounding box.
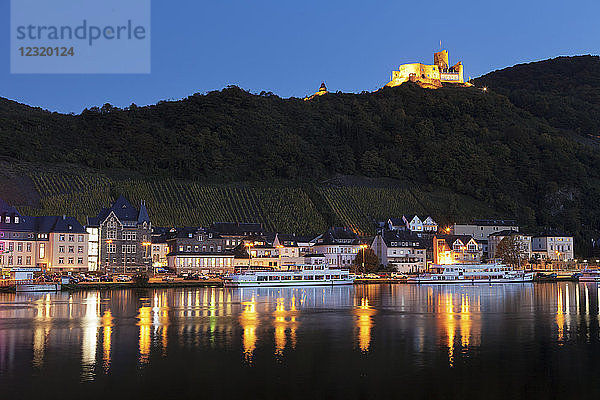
[2,55,600,254]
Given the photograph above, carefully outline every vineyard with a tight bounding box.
[12,167,498,236]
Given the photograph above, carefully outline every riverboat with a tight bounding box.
[223,264,355,287]
[407,263,534,284]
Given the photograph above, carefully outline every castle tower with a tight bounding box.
[434,50,449,72]
[304,82,329,101]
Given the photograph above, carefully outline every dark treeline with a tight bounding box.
[2,55,600,254]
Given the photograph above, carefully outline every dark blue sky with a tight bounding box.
[2,0,598,113]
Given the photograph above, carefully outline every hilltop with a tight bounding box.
[1,55,600,254]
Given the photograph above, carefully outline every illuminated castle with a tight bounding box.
[304,82,328,101]
[386,50,470,89]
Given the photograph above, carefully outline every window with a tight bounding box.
[5,216,10,223]
[26,256,31,265]
[59,246,65,253]
[78,235,84,242]
[68,235,74,242]
[77,258,83,265]
[0,243,3,252]
[39,243,45,259]
[68,246,74,253]
[17,243,22,252]
[59,235,65,241]
[107,230,116,240]
[58,257,64,264]
[108,243,116,253]
[8,243,14,251]
[17,256,22,265]
[68,258,74,264]
[78,246,83,253]
[26,243,31,252]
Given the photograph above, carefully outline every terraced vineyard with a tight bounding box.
[17,168,498,236]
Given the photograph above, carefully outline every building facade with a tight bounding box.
[88,196,152,272]
[0,199,88,274]
[432,235,482,265]
[371,231,426,273]
[532,234,574,262]
[452,219,519,255]
[311,227,362,269]
[488,230,532,261]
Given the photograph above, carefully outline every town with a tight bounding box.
[0,195,578,286]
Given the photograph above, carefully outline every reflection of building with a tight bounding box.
[371,231,426,273]
[532,233,574,262]
[432,235,482,264]
[386,50,468,89]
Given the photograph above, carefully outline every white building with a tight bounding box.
[311,227,362,269]
[371,231,426,273]
[532,234,574,262]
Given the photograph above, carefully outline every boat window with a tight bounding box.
[315,275,324,280]
[281,276,291,280]
[326,275,331,279]
[257,276,268,281]
[293,276,302,280]
[269,276,280,280]
[304,266,313,270]
[332,275,340,279]
[303,276,312,280]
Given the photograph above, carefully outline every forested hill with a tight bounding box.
[1,55,600,254]
[474,55,600,137]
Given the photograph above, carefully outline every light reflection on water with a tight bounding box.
[1,283,600,397]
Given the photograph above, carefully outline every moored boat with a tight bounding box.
[223,264,354,287]
[578,269,600,282]
[15,283,61,292]
[407,263,534,284]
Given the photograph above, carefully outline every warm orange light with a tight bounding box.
[106,240,113,244]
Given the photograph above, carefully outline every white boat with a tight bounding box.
[15,283,61,292]
[407,263,534,284]
[223,264,355,287]
[579,269,600,282]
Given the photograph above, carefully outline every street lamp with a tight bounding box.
[359,244,368,274]
[142,241,152,274]
[276,244,284,270]
[245,243,255,269]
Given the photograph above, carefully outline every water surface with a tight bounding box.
[1,283,599,399]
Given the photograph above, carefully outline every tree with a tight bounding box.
[495,235,529,268]
[351,248,380,274]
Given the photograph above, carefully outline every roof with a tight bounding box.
[314,227,360,245]
[34,216,87,234]
[388,217,404,226]
[534,231,572,238]
[435,234,478,247]
[210,222,263,236]
[0,199,85,234]
[381,231,425,248]
[489,229,527,237]
[92,195,151,225]
[469,219,518,226]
